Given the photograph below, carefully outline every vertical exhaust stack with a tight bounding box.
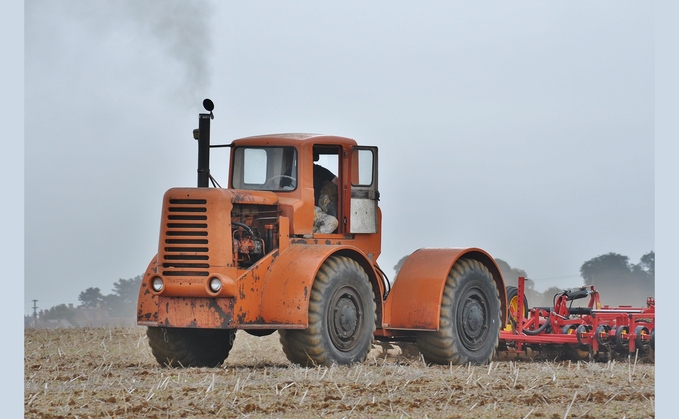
[196,99,214,187]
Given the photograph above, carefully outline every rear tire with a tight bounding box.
[147,327,236,367]
[417,258,501,365]
[279,256,376,367]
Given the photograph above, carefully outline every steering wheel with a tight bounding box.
[266,175,296,189]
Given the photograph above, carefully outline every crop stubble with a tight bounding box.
[24,327,654,418]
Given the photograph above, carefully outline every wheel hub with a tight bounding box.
[329,287,364,351]
[456,288,489,351]
[336,298,358,337]
[464,300,484,335]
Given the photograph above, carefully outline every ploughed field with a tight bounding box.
[25,327,654,418]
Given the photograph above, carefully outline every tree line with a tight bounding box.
[38,275,142,322]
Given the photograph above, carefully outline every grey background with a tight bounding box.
[24,1,653,314]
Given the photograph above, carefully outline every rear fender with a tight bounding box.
[384,248,506,330]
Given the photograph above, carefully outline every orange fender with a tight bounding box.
[137,256,160,325]
[384,248,506,331]
[254,244,380,327]
[137,246,383,329]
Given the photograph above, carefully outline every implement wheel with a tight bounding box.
[417,258,501,365]
[561,324,589,360]
[146,327,236,368]
[634,325,650,351]
[615,325,630,353]
[505,285,529,330]
[279,256,376,367]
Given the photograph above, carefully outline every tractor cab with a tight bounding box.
[228,134,380,237]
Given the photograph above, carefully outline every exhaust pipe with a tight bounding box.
[194,98,214,187]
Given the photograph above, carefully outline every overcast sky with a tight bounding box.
[24,1,654,315]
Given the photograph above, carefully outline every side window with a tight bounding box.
[349,146,378,234]
[352,149,374,186]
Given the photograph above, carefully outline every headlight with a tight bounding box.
[209,277,222,293]
[151,277,164,292]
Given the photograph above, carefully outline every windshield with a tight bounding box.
[231,146,297,191]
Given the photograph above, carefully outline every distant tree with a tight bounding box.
[579,251,654,306]
[633,251,655,297]
[638,251,655,277]
[78,287,105,308]
[580,253,632,287]
[43,303,75,321]
[494,258,533,290]
[111,276,142,303]
[104,276,142,317]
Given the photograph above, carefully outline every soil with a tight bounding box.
[24,327,655,418]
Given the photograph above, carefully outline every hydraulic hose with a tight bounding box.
[522,316,551,335]
[232,221,255,236]
[373,264,391,300]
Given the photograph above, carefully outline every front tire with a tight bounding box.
[417,258,501,365]
[279,256,376,367]
[147,327,236,367]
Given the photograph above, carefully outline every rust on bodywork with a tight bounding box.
[157,296,234,328]
[136,257,160,325]
[137,241,383,330]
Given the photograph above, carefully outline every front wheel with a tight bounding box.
[146,327,236,367]
[279,256,376,366]
[417,258,501,365]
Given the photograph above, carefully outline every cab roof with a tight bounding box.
[231,133,358,147]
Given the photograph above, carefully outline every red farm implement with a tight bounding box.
[499,277,655,360]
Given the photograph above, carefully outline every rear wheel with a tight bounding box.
[147,327,236,367]
[279,256,376,366]
[417,258,501,365]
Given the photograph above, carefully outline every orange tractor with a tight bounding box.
[137,99,507,367]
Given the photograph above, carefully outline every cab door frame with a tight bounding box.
[349,146,379,234]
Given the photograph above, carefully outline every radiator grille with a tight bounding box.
[161,198,210,277]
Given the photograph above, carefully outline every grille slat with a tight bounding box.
[162,271,210,277]
[164,255,208,260]
[169,199,207,205]
[164,247,208,253]
[168,215,207,220]
[168,207,206,212]
[162,200,210,277]
[167,223,208,229]
[166,231,207,236]
[165,239,208,245]
[162,263,210,269]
